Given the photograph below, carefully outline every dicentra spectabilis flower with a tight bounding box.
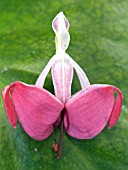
[2,12,123,159]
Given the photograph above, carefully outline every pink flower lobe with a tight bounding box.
[2,81,64,140]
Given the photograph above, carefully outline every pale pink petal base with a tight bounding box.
[65,84,123,139]
[2,82,64,140]
[52,54,73,103]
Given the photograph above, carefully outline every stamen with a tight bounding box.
[56,109,65,159]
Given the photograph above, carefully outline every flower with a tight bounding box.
[2,12,123,159]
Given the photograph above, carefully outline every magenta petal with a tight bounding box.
[108,86,123,128]
[2,85,17,128]
[2,81,64,140]
[65,84,123,139]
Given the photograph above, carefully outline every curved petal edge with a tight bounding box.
[2,81,64,140]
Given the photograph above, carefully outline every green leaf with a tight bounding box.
[0,0,128,170]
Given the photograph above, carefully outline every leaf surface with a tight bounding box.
[0,0,128,170]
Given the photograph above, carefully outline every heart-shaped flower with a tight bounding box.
[2,12,123,159]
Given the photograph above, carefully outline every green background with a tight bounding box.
[0,0,128,169]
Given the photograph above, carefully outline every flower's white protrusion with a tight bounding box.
[66,54,90,89]
[52,12,70,52]
[52,12,69,34]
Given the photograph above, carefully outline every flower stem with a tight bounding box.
[56,109,65,159]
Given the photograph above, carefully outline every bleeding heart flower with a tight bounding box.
[2,12,123,159]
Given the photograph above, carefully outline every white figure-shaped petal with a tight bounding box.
[36,12,90,102]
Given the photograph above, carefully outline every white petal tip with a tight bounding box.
[52,12,69,34]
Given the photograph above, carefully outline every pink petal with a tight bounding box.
[108,86,123,128]
[2,81,64,140]
[65,84,123,139]
[2,85,17,128]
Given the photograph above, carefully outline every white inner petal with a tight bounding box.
[35,55,57,88]
[65,54,90,89]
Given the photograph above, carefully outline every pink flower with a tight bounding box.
[2,12,123,159]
